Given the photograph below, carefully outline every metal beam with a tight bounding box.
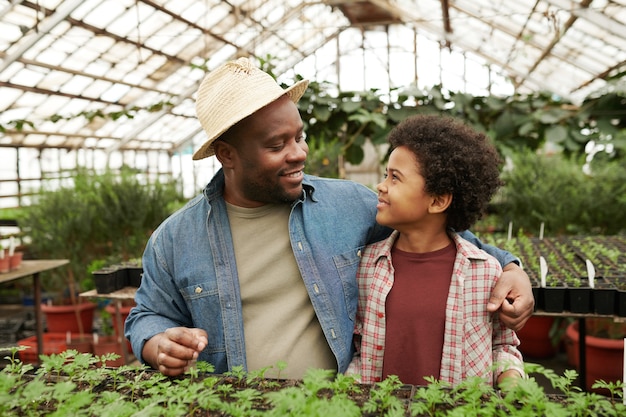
[105,82,200,155]
[0,0,84,73]
[0,52,173,96]
[513,0,593,91]
[543,0,626,38]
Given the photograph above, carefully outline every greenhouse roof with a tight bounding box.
[0,0,625,156]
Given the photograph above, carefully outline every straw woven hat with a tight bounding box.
[193,57,309,160]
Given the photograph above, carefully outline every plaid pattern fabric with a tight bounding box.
[347,231,524,385]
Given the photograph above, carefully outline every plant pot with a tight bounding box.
[17,333,69,364]
[542,285,568,313]
[41,302,97,334]
[592,277,617,315]
[516,316,557,359]
[92,268,120,294]
[92,335,125,367]
[126,266,143,287]
[613,278,626,317]
[9,251,24,271]
[567,286,592,314]
[618,289,626,317]
[565,321,624,393]
[0,256,9,274]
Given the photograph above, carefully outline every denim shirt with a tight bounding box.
[125,169,518,374]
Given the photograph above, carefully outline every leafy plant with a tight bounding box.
[17,167,184,298]
[1,351,625,416]
[497,151,626,236]
[264,57,626,177]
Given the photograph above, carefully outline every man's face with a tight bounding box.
[220,95,308,207]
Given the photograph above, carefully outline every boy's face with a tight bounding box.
[375,146,433,231]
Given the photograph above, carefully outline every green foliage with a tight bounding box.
[295,77,626,177]
[0,101,175,133]
[304,137,343,178]
[17,167,184,295]
[1,352,625,416]
[496,151,626,236]
[0,207,24,221]
[3,58,624,183]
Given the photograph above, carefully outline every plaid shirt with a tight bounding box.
[347,231,524,385]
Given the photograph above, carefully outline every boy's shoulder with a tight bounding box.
[453,233,502,271]
[362,231,399,258]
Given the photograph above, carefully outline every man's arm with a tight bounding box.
[488,262,534,331]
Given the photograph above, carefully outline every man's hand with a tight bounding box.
[487,263,534,331]
[142,327,208,376]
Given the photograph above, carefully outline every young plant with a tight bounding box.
[1,347,33,380]
[410,376,454,416]
[362,374,406,416]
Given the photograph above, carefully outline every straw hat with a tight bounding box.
[193,57,309,160]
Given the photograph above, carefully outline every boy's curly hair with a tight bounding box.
[387,114,503,231]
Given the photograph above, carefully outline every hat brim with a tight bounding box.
[192,78,309,160]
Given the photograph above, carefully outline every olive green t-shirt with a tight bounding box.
[226,202,336,379]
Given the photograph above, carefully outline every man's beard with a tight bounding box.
[241,176,302,205]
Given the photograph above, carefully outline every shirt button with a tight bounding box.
[297,242,303,251]
[195,287,202,294]
[357,249,361,257]
[377,312,384,318]
[376,345,383,350]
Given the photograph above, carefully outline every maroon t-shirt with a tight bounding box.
[382,242,456,385]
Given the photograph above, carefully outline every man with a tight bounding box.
[125,57,533,378]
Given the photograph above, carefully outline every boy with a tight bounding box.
[347,115,524,386]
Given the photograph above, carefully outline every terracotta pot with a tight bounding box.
[516,316,557,359]
[41,302,97,333]
[565,321,624,392]
[0,256,9,274]
[9,251,23,271]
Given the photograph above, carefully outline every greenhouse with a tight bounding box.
[1,1,625,415]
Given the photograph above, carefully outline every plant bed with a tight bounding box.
[483,234,626,315]
[1,348,625,416]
